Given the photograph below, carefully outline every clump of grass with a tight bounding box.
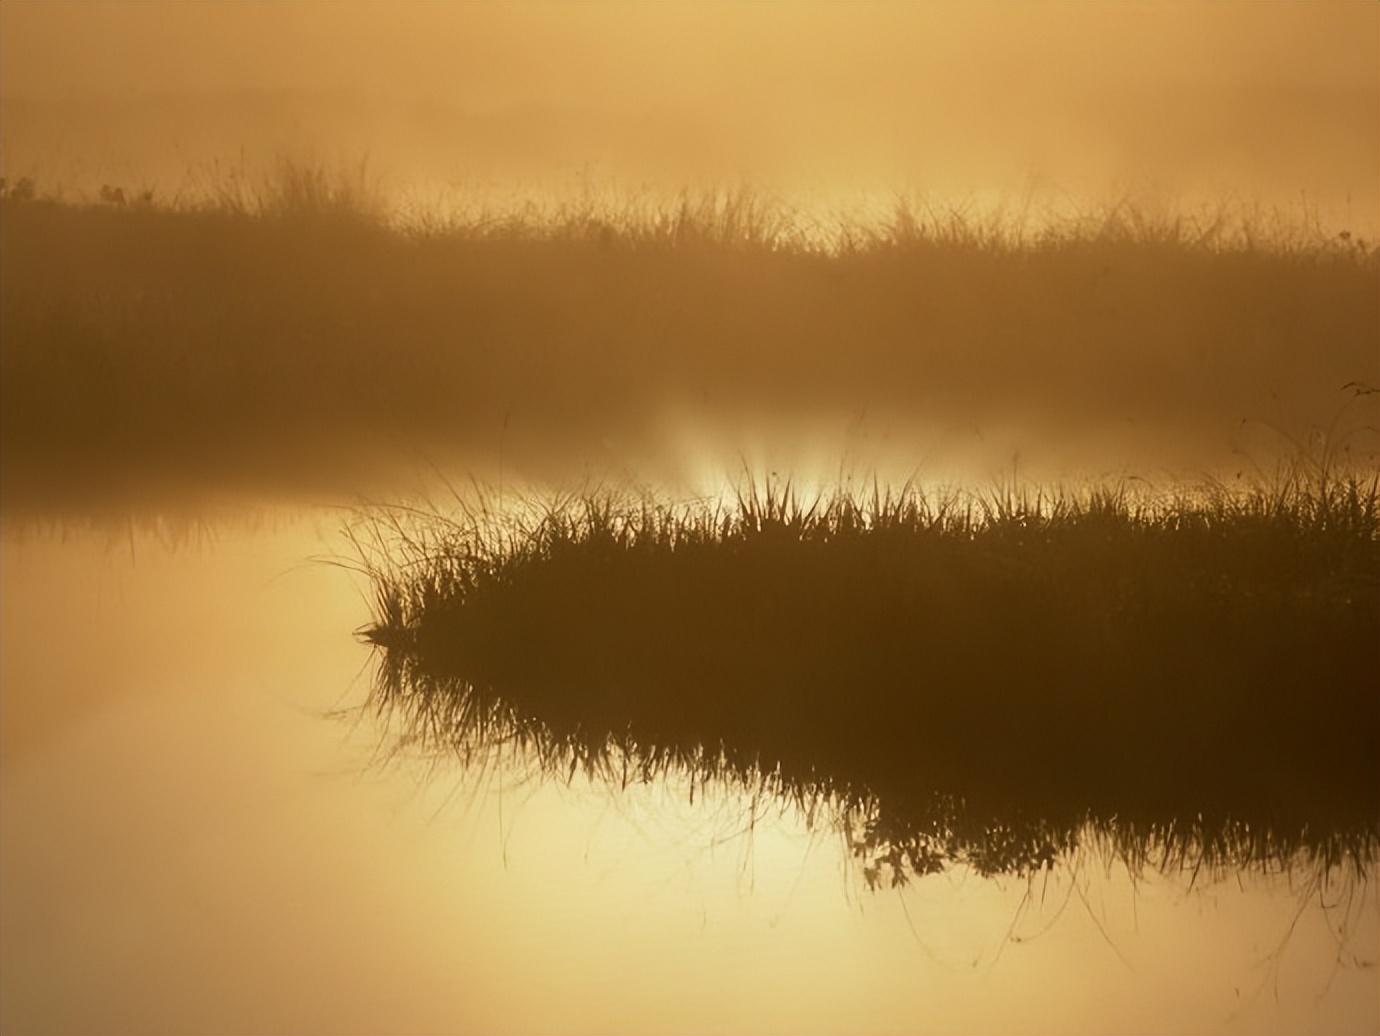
[354,470,1380,886]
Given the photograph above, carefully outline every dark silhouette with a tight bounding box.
[358,472,1380,887]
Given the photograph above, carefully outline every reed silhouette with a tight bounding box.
[2,164,1376,509]
[357,470,1380,886]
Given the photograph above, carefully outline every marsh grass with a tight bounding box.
[2,164,1377,507]
[353,470,1379,886]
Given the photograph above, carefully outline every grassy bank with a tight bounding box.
[3,170,1377,508]
[358,473,1380,884]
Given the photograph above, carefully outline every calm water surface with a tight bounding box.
[1,510,1375,1035]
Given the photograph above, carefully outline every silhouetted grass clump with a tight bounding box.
[3,164,1377,508]
[357,472,1380,885]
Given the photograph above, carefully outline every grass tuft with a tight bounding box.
[355,470,1380,886]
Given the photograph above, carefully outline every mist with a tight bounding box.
[3,2,1377,225]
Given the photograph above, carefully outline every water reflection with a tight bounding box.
[2,514,1376,1035]
[365,659,1378,892]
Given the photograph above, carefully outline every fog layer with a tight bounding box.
[2,3,1377,225]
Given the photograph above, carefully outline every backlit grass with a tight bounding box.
[356,470,1380,885]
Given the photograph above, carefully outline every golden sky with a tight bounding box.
[2,2,1376,219]
[4,3,1375,100]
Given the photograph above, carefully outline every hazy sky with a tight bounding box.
[2,2,1377,219]
[4,3,1375,99]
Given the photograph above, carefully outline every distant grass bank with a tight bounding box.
[358,474,1380,884]
[3,170,1378,508]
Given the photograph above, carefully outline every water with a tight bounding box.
[2,512,1375,1034]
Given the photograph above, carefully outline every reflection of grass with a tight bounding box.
[3,165,1377,505]
[357,471,1379,885]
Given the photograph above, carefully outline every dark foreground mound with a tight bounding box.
[360,475,1379,883]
